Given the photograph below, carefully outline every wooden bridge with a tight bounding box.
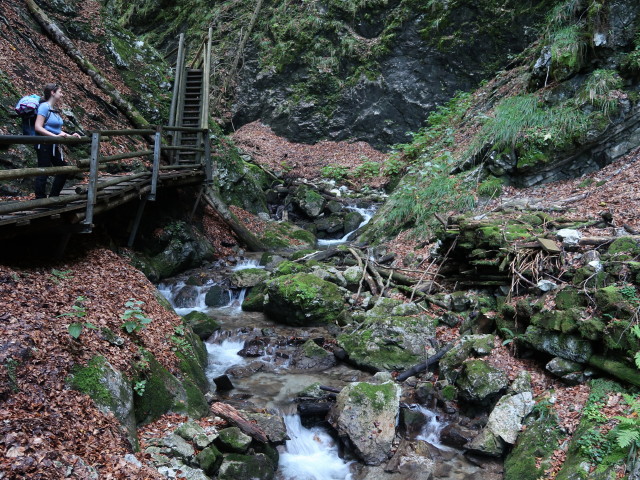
[0,30,215,248]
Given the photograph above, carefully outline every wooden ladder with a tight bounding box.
[177,68,204,164]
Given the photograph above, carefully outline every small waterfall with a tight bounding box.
[318,206,376,247]
[205,339,246,379]
[278,414,352,480]
[414,406,451,451]
[232,259,264,271]
[157,280,247,315]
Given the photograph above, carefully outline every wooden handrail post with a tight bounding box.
[82,132,101,232]
[150,126,162,201]
[204,131,213,185]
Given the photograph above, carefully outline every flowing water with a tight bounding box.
[317,206,376,247]
[158,256,492,480]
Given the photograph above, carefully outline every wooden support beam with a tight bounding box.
[128,196,148,248]
[150,126,162,201]
[82,133,101,233]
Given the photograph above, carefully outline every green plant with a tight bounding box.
[578,69,623,117]
[354,159,380,178]
[4,358,19,393]
[576,427,608,463]
[50,268,73,283]
[321,163,349,181]
[613,394,640,471]
[120,299,152,334]
[58,296,96,339]
[477,176,503,197]
[632,324,640,369]
[133,379,147,396]
[583,402,608,423]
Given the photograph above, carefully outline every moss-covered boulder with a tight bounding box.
[293,185,325,218]
[241,283,267,312]
[530,308,582,334]
[216,427,252,453]
[133,351,209,425]
[258,221,316,251]
[264,273,346,326]
[607,237,640,259]
[182,311,220,340]
[504,404,563,480]
[68,356,138,450]
[229,268,270,288]
[594,285,637,319]
[522,326,593,363]
[338,314,437,372]
[439,334,495,384]
[588,355,640,387]
[291,339,336,371]
[196,445,223,476]
[328,381,400,465]
[455,360,508,405]
[217,453,275,480]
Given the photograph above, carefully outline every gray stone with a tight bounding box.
[523,326,592,363]
[556,229,582,247]
[196,445,222,475]
[455,360,508,404]
[174,285,200,308]
[291,339,337,371]
[343,265,363,285]
[328,381,400,465]
[158,459,209,480]
[175,421,207,442]
[546,357,583,377]
[467,427,506,457]
[439,334,495,384]
[537,280,557,292]
[245,412,288,444]
[217,427,252,453]
[229,268,270,288]
[162,434,195,461]
[204,285,231,307]
[508,370,532,394]
[485,392,535,444]
[294,185,326,218]
[344,210,365,233]
[217,453,274,480]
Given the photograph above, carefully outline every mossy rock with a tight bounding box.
[572,267,610,288]
[504,405,563,480]
[588,355,640,387]
[594,286,637,319]
[134,352,208,425]
[338,314,437,372]
[196,445,223,476]
[229,268,270,288]
[205,285,231,307]
[607,237,640,257]
[175,327,209,393]
[258,221,316,251]
[603,319,640,354]
[530,308,582,334]
[555,288,587,309]
[264,273,345,326]
[68,356,138,449]
[522,326,592,363]
[216,427,252,453]
[440,334,495,384]
[182,311,220,340]
[241,284,267,312]
[455,359,508,405]
[217,453,274,480]
[294,185,326,218]
[274,260,308,276]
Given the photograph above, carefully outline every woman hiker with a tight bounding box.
[34,83,80,199]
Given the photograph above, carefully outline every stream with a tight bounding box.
[158,264,494,480]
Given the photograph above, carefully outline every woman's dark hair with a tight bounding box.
[43,83,59,101]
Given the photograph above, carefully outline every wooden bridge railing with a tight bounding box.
[0,125,212,234]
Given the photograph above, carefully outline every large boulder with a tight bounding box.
[484,392,535,446]
[522,326,592,363]
[293,185,325,218]
[328,381,400,465]
[264,273,346,326]
[291,339,337,371]
[229,268,270,288]
[439,334,495,384]
[217,453,275,480]
[455,360,508,405]
[182,311,220,340]
[205,285,231,307]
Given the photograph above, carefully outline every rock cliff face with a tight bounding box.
[232,2,551,149]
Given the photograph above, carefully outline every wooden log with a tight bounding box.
[579,236,640,246]
[203,186,267,251]
[0,193,85,215]
[319,385,341,394]
[74,173,149,194]
[25,0,149,129]
[0,135,90,146]
[209,402,268,443]
[0,165,88,181]
[396,342,455,382]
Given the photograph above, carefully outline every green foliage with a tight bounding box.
[321,164,349,181]
[576,428,608,463]
[578,69,623,117]
[354,159,381,178]
[58,296,97,340]
[550,24,587,74]
[613,394,640,472]
[50,268,73,284]
[120,299,152,334]
[477,176,503,198]
[133,379,147,396]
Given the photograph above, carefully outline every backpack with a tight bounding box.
[15,94,49,136]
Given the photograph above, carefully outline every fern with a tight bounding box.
[613,424,640,449]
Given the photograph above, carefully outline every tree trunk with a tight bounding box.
[203,185,266,251]
[209,402,268,443]
[396,342,455,382]
[26,0,149,129]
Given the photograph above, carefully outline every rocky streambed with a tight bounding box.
[146,256,506,480]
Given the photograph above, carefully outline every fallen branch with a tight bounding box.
[203,186,266,251]
[210,402,268,443]
[396,342,455,382]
